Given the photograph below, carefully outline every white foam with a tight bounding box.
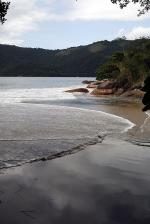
[46,105,135,133]
[146,111,150,117]
[0,87,77,103]
[0,86,135,133]
[20,103,134,134]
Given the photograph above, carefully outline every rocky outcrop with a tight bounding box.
[121,89,144,98]
[91,88,115,95]
[82,80,94,84]
[87,81,104,88]
[87,83,98,88]
[91,80,116,95]
[89,78,144,99]
[65,88,89,93]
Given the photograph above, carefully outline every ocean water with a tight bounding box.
[0,77,138,169]
[0,77,86,103]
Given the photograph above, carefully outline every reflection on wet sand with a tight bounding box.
[0,137,150,224]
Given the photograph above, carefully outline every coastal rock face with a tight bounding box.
[87,81,103,88]
[65,88,89,93]
[121,89,144,98]
[90,78,144,98]
[91,88,115,95]
[82,80,94,84]
[91,80,116,95]
[87,83,98,88]
[96,81,116,89]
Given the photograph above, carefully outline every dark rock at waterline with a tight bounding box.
[91,88,115,95]
[97,81,116,89]
[82,80,94,84]
[87,83,98,88]
[65,88,89,93]
[91,80,116,95]
[87,81,103,88]
[121,89,144,98]
[142,77,150,111]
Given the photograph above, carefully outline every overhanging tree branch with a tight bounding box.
[0,0,10,24]
[111,0,150,16]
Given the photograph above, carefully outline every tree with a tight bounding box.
[111,0,150,16]
[0,0,10,24]
[96,63,119,80]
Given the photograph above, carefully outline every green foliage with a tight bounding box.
[96,63,119,80]
[96,38,150,86]
[0,38,149,78]
[0,1,10,24]
[111,0,150,16]
[0,39,135,77]
[111,52,124,63]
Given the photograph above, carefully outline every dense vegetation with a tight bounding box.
[96,38,150,88]
[0,39,141,77]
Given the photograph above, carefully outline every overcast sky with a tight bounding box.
[0,0,150,49]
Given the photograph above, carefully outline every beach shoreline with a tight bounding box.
[0,98,150,223]
[0,77,150,223]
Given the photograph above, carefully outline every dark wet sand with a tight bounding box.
[0,102,150,224]
[0,137,150,224]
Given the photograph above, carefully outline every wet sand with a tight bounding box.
[0,102,150,223]
[0,136,150,224]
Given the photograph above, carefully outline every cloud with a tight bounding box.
[66,0,146,21]
[47,0,150,21]
[0,0,49,45]
[126,27,150,39]
[0,0,149,46]
[117,27,150,39]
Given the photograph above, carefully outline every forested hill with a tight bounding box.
[96,38,150,85]
[0,39,143,77]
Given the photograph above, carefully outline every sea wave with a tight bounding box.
[0,87,81,103]
[0,103,134,169]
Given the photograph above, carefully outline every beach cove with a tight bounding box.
[0,77,150,223]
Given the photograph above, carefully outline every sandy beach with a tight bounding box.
[0,77,150,224]
[0,101,150,224]
[0,134,150,223]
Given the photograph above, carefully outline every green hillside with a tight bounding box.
[96,38,150,88]
[0,38,135,77]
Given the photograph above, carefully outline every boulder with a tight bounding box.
[97,81,116,89]
[87,83,99,88]
[82,80,94,84]
[65,88,89,93]
[90,80,116,96]
[87,81,106,88]
[115,88,124,96]
[91,88,115,95]
[121,89,144,98]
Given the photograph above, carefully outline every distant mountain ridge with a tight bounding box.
[0,39,142,77]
